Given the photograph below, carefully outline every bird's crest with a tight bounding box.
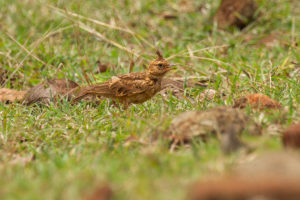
[156,50,163,60]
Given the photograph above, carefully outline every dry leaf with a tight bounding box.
[161,12,178,20]
[83,185,113,200]
[166,107,261,151]
[235,151,300,179]
[96,60,108,73]
[23,79,79,105]
[233,93,282,110]
[282,124,300,149]
[214,0,257,29]
[189,151,300,199]
[188,176,300,200]
[0,88,27,103]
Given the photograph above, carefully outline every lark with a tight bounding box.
[73,51,175,109]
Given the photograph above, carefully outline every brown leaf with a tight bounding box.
[83,185,113,200]
[188,176,300,200]
[96,60,108,73]
[214,0,258,29]
[166,107,261,151]
[0,88,27,103]
[161,12,178,20]
[235,151,300,179]
[233,93,282,110]
[23,79,79,105]
[282,124,300,149]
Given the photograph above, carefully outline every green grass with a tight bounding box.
[1,0,300,199]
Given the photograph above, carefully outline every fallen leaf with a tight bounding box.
[188,176,300,200]
[23,79,79,105]
[166,107,261,151]
[233,93,282,110]
[161,12,178,20]
[96,60,108,73]
[282,124,300,149]
[235,151,300,179]
[83,185,113,200]
[0,88,27,103]
[214,0,258,29]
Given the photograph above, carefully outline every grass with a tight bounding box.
[0,0,300,199]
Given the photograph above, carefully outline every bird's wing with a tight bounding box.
[109,75,149,97]
[73,72,149,102]
[116,72,147,80]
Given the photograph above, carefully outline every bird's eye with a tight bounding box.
[158,64,163,68]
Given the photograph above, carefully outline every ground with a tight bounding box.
[0,0,300,199]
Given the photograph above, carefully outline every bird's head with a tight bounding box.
[147,51,175,78]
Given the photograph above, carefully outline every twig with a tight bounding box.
[6,32,47,66]
[50,5,155,49]
[166,45,229,60]
[76,21,140,57]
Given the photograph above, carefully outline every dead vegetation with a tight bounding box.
[235,152,300,178]
[1,1,299,199]
[282,124,300,149]
[83,185,113,200]
[23,79,79,105]
[0,68,22,88]
[189,152,300,200]
[214,0,258,29]
[188,177,300,200]
[234,93,282,110]
[165,107,260,152]
[0,88,27,103]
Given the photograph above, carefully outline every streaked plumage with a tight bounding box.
[73,51,174,109]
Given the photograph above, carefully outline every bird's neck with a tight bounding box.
[147,73,163,83]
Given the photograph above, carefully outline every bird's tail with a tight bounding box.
[72,84,111,103]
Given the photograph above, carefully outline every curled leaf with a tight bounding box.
[23,79,79,105]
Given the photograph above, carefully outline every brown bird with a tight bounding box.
[73,51,175,109]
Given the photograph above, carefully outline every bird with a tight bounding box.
[73,51,175,109]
